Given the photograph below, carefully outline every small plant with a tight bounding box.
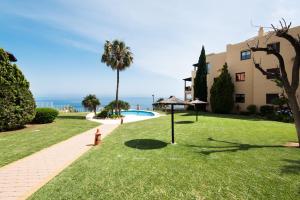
[96,110,109,119]
[33,108,59,124]
[246,104,257,115]
[260,105,274,117]
[110,114,124,119]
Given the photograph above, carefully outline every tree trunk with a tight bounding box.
[287,92,300,147]
[115,69,120,115]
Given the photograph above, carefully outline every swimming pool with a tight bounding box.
[121,110,155,117]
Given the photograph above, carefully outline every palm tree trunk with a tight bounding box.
[115,68,120,115]
[94,107,97,116]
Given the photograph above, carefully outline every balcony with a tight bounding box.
[185,86,192,92]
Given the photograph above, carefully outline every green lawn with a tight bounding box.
[0,112,99,167]
[30,112,300,199]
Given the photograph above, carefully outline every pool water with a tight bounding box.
[121,110,155,117]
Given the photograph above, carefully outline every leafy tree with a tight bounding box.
[105,100,130,114]
[271,76,290,110]
[101,40,133,114]
[249,20,300,146]
[82,94,100,115]
[193,46,207,110]
[0,48,36,131]
[210,63,234,113]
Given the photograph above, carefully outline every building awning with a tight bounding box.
[183,77,192,81]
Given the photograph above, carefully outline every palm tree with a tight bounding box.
[101,40,133,114]
[82,94,100,115]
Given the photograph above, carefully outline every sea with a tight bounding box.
[35,96,154,112]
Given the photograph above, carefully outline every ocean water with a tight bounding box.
[35,97,154,112]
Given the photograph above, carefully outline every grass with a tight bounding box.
[30,112,300,199]
[0,112,99,167]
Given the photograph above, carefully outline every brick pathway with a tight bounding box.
[0,124,119,200]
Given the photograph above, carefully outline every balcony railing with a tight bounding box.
[185,86,192,91]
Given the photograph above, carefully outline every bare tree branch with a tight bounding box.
[251,57,280,79]
[282,18,287,27]
[279,20,284,30]
[250,45,291,93]
[265,31,275,44]
[271,24,278,32]
[267,20,300,92]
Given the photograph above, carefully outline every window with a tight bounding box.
[267,42,280,54]
[235,94,245,103]
[266,68,280,79]
[236,72,245,81]
[241,50,251,60]
[266,93,279,104]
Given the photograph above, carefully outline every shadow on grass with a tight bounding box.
[175,121,194,124]
[281,159,300,174]
[125,139,167,150]
[57,115,85,120]
[180,112,263,121]
[187,137,284,155]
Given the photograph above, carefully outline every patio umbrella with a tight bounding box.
[189,98,208,121]
[158,96,190,144]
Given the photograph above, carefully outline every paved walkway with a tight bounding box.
[0,124,119,200]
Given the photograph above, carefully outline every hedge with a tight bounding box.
[33,108,59,124]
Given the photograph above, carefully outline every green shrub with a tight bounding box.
[210,63,234,113]
[275,112,294,123]
[0,49,36,131]
[105,100,130,113]
[96,110,109,118]
[260,105,274,116]
[110,114,124,119]
[246,104,257,114]
[33,108,59,124]
[240,111,251,116]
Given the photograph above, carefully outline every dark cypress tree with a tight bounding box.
[210,62,234,113]
[0,48,36,131]
[193,46,207,110]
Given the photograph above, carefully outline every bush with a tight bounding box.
[246,104,257,115]
[240,111,251,116]
[96,110,109,118]
[260,105,274,116]
[210,63,234,114]
[275,110,294,123]
[105,100,130,113]
[0,49,36,131]
[33,108,59,124]
[110,114,124,119]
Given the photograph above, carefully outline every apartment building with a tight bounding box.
[183,26,300,111]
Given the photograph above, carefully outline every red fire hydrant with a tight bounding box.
[94,129,101,145]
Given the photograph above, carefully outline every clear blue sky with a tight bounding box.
[1,0,299,99]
